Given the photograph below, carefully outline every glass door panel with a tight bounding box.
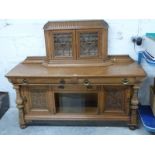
[52,30,75,59]
[53,33,72,57]
[80,32,98,57]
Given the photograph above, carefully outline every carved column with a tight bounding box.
[129,84,140,130]
[13,85,26,129]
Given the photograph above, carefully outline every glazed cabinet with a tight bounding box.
[44,20,108,63]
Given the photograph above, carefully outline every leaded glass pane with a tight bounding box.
[80,32,98,56]
[53,33,72,57]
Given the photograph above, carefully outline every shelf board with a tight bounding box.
[57,107,97,114]
[146,33,155,41]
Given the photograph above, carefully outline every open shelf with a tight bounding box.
[55,93,98,114]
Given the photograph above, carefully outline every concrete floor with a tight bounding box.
[0,108,151,135]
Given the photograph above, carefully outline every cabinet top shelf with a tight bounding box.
[44,20,109,30]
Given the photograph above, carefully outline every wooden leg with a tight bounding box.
[129,85,139,130]
[14,85,26,129]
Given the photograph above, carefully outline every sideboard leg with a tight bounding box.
[14,85,26,129]
[129,84,140,130]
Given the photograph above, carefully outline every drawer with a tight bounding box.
[16,77,137,85]
[78,77,136,85]
[16,77,78,84]
[52,84,98,92]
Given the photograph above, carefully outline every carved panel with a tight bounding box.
[103,86,129,114]
[30,88,48,109]
[21,86,55,115]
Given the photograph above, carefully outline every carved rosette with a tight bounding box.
[13,85,26,129]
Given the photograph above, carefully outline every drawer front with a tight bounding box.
[17,77,137,85]
[52,84,98,92]
[78,77,136,85]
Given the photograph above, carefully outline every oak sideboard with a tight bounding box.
[6,20,146,129]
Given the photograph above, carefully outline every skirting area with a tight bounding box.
[0,108,150,135]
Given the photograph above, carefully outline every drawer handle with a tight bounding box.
[83,80,92,89]
[84,80,90,86]
[122,79,129,85]
[22,79,28,85]
[58,80,65,89]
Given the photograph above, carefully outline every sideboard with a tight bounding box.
[6,20,146,129]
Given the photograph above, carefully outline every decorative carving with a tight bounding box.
[129,84,140,129]
[30,89,47,109]
[13,85,26,129]
[104,87,124,111]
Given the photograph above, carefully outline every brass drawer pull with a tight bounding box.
[122,78,129,85]
[83,80,92,89]
[22,79,28,85]
[83,79,90,86]
[58,79,65,89]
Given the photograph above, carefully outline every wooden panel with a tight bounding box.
[102,86,131,115]
[25,113,129,121]
[21,86,55,115]
[101,29,108,60]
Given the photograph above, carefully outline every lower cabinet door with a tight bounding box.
[21,86,54,115]
[102,86,131,115]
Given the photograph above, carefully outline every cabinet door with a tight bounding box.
[22,86,54,115]
[102,86,131,115]
[50,30,76,59]
[76,29,102,59]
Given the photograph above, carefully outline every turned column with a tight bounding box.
[129,84,140,130]
[13,85,26,129]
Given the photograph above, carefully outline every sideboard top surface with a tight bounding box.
[6,56,146,78]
